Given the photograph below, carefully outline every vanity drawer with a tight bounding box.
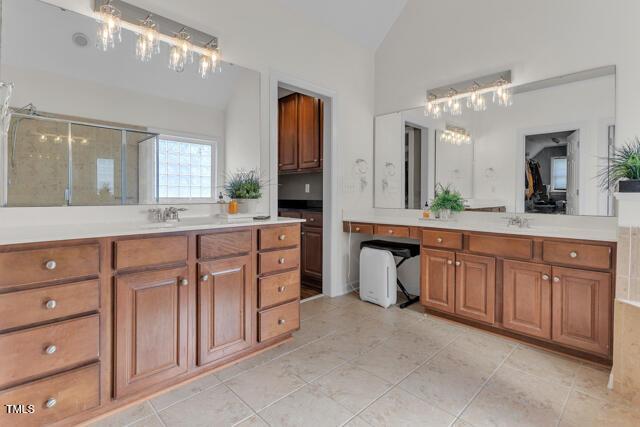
[259,248,300,275]
[302,212,322,227]
[0,280,99,331]
[259,225,300,250]
[258,300,300,342]
[198,230,252,260]
[543,241,611,270]
[467,234,533,260]
[114,235,188,270]
[258,270,300,309]
[0,244,99,290]
[374,225,410,238]
[0,363,100,427]
[0,315,100,388]
[344,222,374,234]
[421,230,463,250]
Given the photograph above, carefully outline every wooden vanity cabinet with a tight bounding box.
[114,266,189,398]
[278,93,323,173]
[420,248,455,313]
[455,253,496,324]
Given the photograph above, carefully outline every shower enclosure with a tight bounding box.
[5,113,158,207]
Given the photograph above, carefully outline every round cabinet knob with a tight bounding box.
[553,276,561,283]
[45,398,57,409]
[310,218,315,222]
[542,274,550,281]
[437,237,443,243]
[388,230,394,234]
[569,251,578,258]
[277,286,286,293]
[45,260,57,270]
[447,260,453,265]
[200,274,209,282]
[278,234,286,241]
[278,318,286,325]
[455,261,461,267]
[45,299,57,310]
[180,278,189,287]
[278,257,286,265]
[355,227,361,232]
[45,345,57,355]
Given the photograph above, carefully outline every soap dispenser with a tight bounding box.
[422,201,431,219]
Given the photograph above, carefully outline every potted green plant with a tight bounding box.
[599,138,640,192]
[224,169,263,213]
[431,184,465,219]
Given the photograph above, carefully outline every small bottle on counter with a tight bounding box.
[422,201,431,219]
[228,199,238,214]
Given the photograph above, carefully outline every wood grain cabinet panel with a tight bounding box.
[259,225,301,250]
[258,300,300,342]
[374,225,410,238]
[421,230,463,250]
[420,248,456,313]
[467,234,532,260]
[502,260,552,339]
[455,253,496,324]
[114,236,187,270]
[259,248,300,275]
[551,266,611,356]
[0,279,99,331]
[543,241,611,270]
[0,363,99,427]
[301,227,322,281]
[297,94,321,170]
[198,230,252,260]
[278,94,299,171]
[0,315,99,388]
[197,256,252,366]
[114,267,188,398]
[0,244,99,290]
[343,222,374,234]
[258,270,300,309]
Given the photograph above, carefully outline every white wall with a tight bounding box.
[375,0,639,144]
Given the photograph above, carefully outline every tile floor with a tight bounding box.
[91,294,639,427]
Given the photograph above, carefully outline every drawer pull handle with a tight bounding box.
[355,227,361,232]
[553,276,561,283]
[45,398,57,409]
[278,286,286,293]
[279,234,287,241]
[278,318,286,325]
[45,345,57,355]
[45,260,57,270]
[542,274,550,281]
[310,218,315,222]
[569,251,578,258]
[388,230,394,234]
[200,274,209,282]
[45,299,57,310]
[437,237,443,243]
[278,257,286,264]
[447,260,453,265]
[180,278,189,287]
[455,261,461,267]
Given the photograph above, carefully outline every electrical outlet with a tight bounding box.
[305,184,310,193]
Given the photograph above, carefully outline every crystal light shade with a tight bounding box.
[135,16,160,62]
[96,1,122,51]
[441,128,471,146]
[168,29,193,72]
[467,84,487,111]
[493,78,513,106]
[198,46,221,78]
[424,96,442,119]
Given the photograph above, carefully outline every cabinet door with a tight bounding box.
[455,253,496,324]
[197,255,252,366]
[301,226,322,280]
[420,248,455,313]
[503,260,552,339]
[297,94,321,170]
[278,94,298,171]
[114,267,188,398]
[552,266,611,356]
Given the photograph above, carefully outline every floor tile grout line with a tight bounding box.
[225,382,272,427]
[147,377,225,414]
[452,343,519,420]
[555,372,578,427]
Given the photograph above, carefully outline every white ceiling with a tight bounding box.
[272,0,407,50]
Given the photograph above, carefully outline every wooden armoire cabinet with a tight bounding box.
[278,93,323,173]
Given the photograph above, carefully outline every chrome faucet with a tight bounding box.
[505,215,531,228]
[148,207,188,223]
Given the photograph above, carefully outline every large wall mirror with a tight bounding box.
[374,67,616,217]
[0,0,261,207]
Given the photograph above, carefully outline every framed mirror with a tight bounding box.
[374,66,616,217]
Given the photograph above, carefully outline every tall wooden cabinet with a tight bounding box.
[114,266,189,398]
[278,93,323,173]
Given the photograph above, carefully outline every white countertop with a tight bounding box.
[344,209,618,242]
[0,216,305,246]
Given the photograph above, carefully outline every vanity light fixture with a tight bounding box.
[135,15,160,62]
[425,70,512,118]
[169,28,193,72]
[198,39,221,79]
[96,0,122,51]
[441,125,471,146]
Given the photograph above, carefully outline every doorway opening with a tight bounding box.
[524,130,579,215]
[276,85,329,300]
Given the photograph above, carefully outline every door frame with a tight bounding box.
[269,71,338,297]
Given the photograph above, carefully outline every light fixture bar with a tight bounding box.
[93,0,218,58]
[427,70,512,101]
